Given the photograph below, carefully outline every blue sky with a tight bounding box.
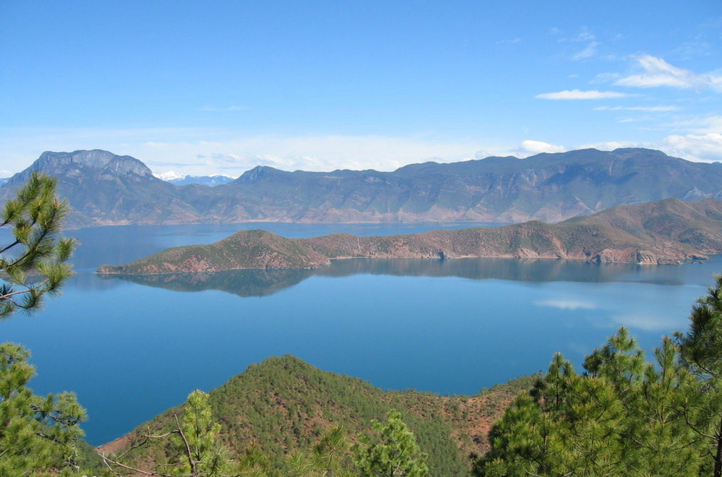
[1,0,720,177]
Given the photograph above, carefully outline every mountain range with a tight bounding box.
[2,148,722,229]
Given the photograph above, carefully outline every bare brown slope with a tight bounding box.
[563,198,722,253]
[98,230,330,274]
[97,199,722,275]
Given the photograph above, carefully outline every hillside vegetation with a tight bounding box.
[98,198,722,275]
[98,355,536,476]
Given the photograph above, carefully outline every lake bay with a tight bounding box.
[1,222,720,445]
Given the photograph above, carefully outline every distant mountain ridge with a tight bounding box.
[3,148,722,228]
[0,150,197,228]
[96,198,722,274]
[7,150,153,185]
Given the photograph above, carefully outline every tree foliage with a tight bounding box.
[0,172,87,476]
[0,343,86,476]
[102,390,231,477]
[0,171,74,317]
[352,410,429,477]
[677,274,722,477]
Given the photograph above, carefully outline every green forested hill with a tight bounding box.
[99,355,535,476]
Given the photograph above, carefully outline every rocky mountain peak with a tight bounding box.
[37,150,152,176]
[7,150,153,186]
[236,165,284,183]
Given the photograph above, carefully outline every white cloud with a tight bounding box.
[664,133,722,162]
[536,299,597,311]
[154,170,185,181]
[581,141,643,151]
[517,140,566,156]
[536,89,627,100]
[615,55,722,91]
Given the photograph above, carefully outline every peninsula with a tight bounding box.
[97,198,722,274]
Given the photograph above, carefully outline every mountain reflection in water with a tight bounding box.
[99,257,688,298]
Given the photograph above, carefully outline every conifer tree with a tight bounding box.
[352,410,429,477]
[0,171,74,316]
[0,172,86,475]
[0,343,86,475]
[172,389,230,477]
[102,390,231,477]
[475,328,704,477]
[677,274,722,477]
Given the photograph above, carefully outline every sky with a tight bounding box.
[1,0,721,178]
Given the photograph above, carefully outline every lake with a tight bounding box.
[1,222,720,445]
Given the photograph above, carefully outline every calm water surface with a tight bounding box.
[1,223,720,445]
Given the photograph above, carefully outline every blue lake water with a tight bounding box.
[1,222,720,446]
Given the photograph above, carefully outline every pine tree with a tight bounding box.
[0,343,86,476]
[102,390,231,477]
[171,389,230,477]
[677,274,722,477]
[0,172,86,475]
[474,328,704,476]
[352,410,429,477]
[0,171,74,316]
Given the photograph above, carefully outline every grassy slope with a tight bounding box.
[99,356,536,476]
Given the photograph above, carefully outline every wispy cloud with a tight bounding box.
[615,55,722,91]
[594,105,679,112]
[496,37,522,45]
[536,89,627,100]
[573,41,600,61]
[590,72,621,84]
[552,26,603,61]
[670,115,722,134]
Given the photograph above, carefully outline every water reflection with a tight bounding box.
[99,257,705,298]
[99,268,315,297]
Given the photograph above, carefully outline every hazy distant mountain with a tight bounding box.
[3,148,722,229]
[0,178,8,187]
[0,150,203,228]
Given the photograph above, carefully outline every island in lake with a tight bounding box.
[97,198,722,275]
